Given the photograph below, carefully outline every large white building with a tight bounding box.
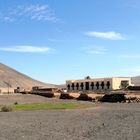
[66,77,131,91]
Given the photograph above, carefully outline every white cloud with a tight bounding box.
[83,45,106,54]
[0,46,52,53]
[0,4,57,22]
[85,31,126,40]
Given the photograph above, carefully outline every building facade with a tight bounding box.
[66,77,131,92]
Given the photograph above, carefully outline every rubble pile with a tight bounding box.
[126,97,140,103]
[99,93,125,103]
[77,94,93,101]
[59,93,74,99]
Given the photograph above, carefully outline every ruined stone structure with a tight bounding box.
[66,77,131,91]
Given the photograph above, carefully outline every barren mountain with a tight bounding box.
[0,63,55,88]
[131,76,140,85]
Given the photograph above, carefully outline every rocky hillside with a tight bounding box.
[0,63,55,88]
[131,76,140,85]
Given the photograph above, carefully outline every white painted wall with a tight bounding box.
[112,78,131,90]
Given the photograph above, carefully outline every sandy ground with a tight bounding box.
[69,93,105,99]
[0,94,92,105]
[125,93,140,98]
[0,94,139,140]
[0,92,139,105]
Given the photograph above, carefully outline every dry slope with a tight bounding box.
[131,76,140,85]
[0,63,55,88]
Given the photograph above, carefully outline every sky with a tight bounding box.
[0,0,140,84]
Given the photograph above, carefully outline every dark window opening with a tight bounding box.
[96,82,99,90]
[85,82,89,90]
[71,83,75,90]
[80,83,84,90]
[106,81,110,89]
[67,84,70,90]
[91,82,94,90]
[76,83,79,90]
[101,82,105,89]
[121,81,129,89]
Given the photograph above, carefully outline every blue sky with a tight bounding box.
[0,0,140,84]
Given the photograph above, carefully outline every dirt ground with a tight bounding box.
[0,94,140,140]
[0,94,88,105]
[69,92,140,99]
[0,92,139,105]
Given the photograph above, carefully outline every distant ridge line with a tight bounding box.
[0,63,56,88]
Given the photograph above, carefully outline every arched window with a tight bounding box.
[106,81,110,89]
[80,83,84,90]
[76,83,79,90]
[71,83,75,90]
[101,82,105,89]
[96,82,99,90]
[91,82,94,90]
[85,82,89,90]
[67,84,70,90]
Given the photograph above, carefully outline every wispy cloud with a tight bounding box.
[119,55,140,59]
[83,45,106,54]
[0,16,14,22]
[0,4,57,22]
[0,46,52,53]
[121,66,140,74]
[85,31,126,40]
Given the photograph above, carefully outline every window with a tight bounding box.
[76,83,79,90]
[71,83,75,90]
[101,82,105,89]
[106,81,110,89]
[85,82,89,90]
[91,82,94,90]
[121,81,129,89]
[80,83,84,90]
[96,82,99,89]
[67,84,70,90]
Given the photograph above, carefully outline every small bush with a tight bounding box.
[1,106,13,112]
[14,101,18,105]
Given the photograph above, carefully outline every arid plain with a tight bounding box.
[0,94,139,140]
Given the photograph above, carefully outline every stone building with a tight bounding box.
[66,77,131,92]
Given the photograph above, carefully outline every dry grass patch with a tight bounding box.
[0,103,95,111]
[1,105,13,112]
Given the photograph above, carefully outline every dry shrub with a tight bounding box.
[14,101,18,105]
[1,106,13,112]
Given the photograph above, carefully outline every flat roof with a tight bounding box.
[66,77,131,83]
